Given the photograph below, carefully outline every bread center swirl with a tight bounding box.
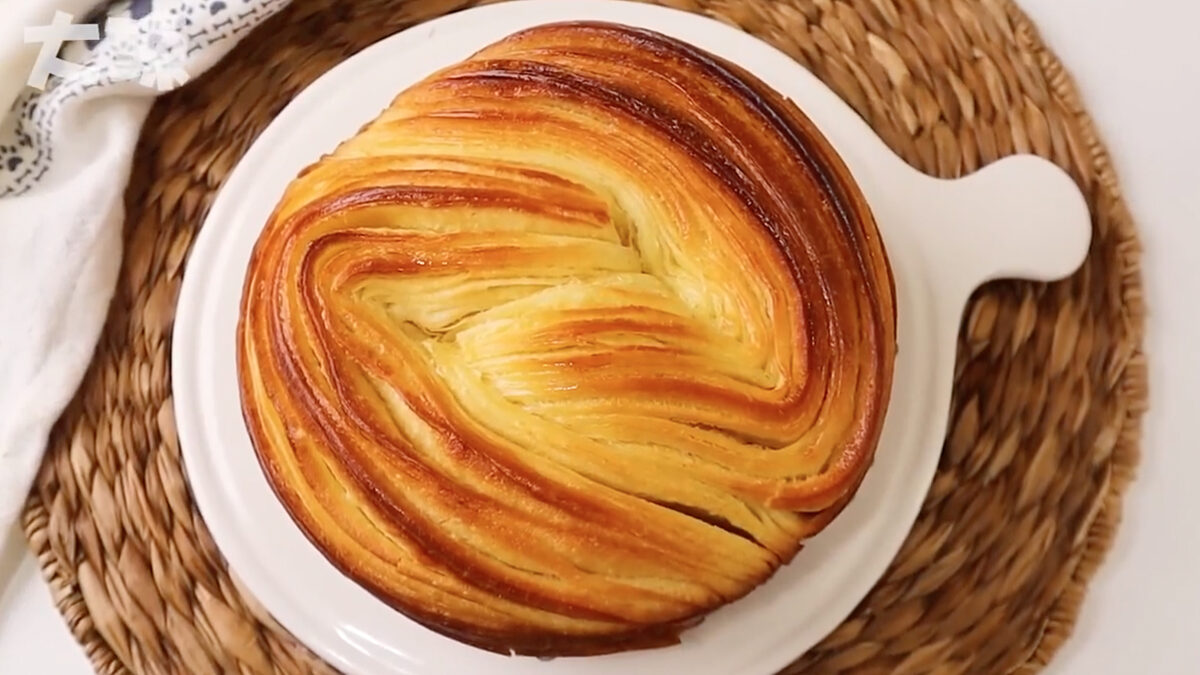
[238,22,896,656]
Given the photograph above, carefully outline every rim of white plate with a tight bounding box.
[173,2,979,674]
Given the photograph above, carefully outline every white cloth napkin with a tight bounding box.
[0,0,289,558]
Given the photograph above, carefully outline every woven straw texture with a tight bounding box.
[21,0,1146,673]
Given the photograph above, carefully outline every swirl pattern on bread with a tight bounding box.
[238,21,896,656]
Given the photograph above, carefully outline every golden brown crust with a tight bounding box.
[237,21,896,656]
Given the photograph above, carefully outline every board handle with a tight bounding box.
[900,155,1092,307]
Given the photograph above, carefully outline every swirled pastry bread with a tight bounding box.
[238,21,896,656]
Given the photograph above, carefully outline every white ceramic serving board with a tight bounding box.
[172,2,1091,674]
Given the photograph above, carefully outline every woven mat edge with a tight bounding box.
[1004,5,1145,671]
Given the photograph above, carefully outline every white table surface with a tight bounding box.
[2,0,1198,672]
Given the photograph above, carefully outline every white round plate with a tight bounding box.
[173,2,1091,674]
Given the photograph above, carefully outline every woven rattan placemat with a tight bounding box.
[21,0,1146,673]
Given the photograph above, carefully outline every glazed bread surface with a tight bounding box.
[238,21,896,656]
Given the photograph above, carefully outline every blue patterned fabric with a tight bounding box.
[2,0,288,195]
